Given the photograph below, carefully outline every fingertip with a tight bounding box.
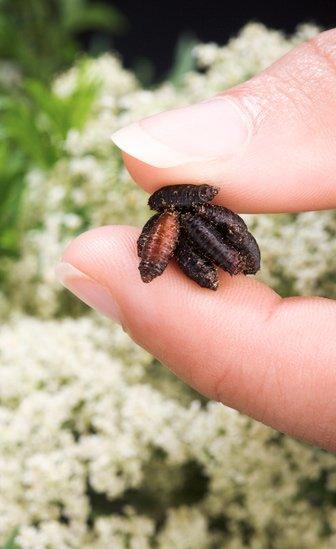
[62,225,138,277]
[122,152,159,192]
[122,151,245,209]
[60,224,199,321]
[121,151,205,193]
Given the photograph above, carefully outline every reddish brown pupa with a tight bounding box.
[138,210,180,283]
[137,213,160,258]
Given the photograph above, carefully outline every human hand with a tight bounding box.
[56,29,336,451]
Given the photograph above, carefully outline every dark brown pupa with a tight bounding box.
[197,204,260,274]
[148,184,219,212]
[174,233,219,290]
[181,213,244,275]
[138,210,180,283]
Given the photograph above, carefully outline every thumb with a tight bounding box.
[56,226,336,451]
[112,29,336,213]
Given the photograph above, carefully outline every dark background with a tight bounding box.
[105,0,336,78]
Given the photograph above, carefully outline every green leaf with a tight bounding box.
[0,70,98,259]
[167,33,198,87]
[2,73,98,169]
[63,2,127,33]
[0,0,127,80]
[0,140,26,256]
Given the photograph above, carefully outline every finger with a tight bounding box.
[56,226,336,451]
[112,29,336,213]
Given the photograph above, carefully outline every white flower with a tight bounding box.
[0,315,335,547]
[157,507,209,548]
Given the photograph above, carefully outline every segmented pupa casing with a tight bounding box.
[174,231,219,290]
[137,213,161,258]
[181,213,244,275]
[148,184,219,212]
[197,204,260,274]
[138,210,180,283]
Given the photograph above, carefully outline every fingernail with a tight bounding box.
[55,262,121,323]
[111,97,250,168]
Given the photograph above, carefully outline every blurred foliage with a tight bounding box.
[0,141,25,258]
[0,0,122,260]
[0,0,126,80]
[0,68,98,257]
[0,0,197,263]
[3,529,20,549]
[167,33,198,87]
[134,33,198,88]
[133,56,155,88]
[2,75,98,168]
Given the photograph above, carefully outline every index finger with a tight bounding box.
[112,29,336,213]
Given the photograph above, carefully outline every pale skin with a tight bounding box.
[57,29,336,452]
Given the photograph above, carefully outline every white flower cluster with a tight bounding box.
[1,315,336,548]
[191,23,319,94]
[2,22,336,548]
